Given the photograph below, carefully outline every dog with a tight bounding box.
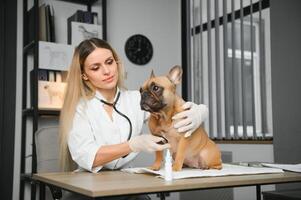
[140,65,222,171]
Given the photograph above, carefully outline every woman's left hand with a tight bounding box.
[172,102,208,137]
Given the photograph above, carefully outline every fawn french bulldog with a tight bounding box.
[140,65,222,171]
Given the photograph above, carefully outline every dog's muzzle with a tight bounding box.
[140,91,166,112]
[140,91,153,112]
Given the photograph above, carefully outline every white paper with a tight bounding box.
[261,163,301,173]
[121,164,283,180]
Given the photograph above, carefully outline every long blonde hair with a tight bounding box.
[59,38,126,171]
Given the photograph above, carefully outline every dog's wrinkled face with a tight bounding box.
[140,65,182,113]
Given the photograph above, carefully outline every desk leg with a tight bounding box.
[256,185,261,200]
[158,192,165,200]
[39,182,46,200]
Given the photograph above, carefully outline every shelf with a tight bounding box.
[20,0,106,199]
[58,0,98,6]
[23,108,60,116]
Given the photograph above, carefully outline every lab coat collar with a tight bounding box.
[95,87,121,107]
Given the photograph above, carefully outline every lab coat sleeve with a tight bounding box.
[68,105,102,173]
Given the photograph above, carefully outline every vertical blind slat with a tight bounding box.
[231,0,238,139]
[191,0,195,102]
[240,0,247,139]
[250,0,257,139]
[259,0,267,138]
[207,0,213,136]
[187,0,192,100]
[215,0,221,139]
[194,0,200,105]
[200,0,204,103]
[192,0,196,103]
[223,0,230,139]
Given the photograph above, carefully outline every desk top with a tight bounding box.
[33,171,301,197]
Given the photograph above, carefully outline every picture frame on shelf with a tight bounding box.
[39,41,74,71]
[71,21,103,46]
[38,81,67,110]
[37,70,68,110]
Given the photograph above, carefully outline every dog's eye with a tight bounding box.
[139,88,143,93]
[153,85,159,91]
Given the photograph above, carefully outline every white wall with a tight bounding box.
[106,0,182,90]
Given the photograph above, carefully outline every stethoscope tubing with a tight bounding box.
[97,91,132,158]
[111,105,132,141]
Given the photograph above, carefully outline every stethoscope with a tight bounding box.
[99,91,132,141]
[97,91,132,158]
[96,91,169,162]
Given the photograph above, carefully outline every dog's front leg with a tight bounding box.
[173,136,189,171]
[149,151,163,171]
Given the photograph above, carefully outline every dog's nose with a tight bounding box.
[141,91,149,100]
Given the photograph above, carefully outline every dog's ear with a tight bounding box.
[150,70,155,78]
[167,65,182,85]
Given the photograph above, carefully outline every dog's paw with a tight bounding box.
[148,164,161,171]
[172,164,182,171]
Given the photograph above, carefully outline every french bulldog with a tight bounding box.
[140,65,222,171]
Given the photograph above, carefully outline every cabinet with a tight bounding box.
[20,0,106,199]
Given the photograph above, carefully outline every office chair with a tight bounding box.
[35,126,62,200]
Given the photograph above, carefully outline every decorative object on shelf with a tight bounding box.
[39,41,74,71]
[38,81,66,110]
[71,22,103,46]
[27,4,55,43]
[125,34,153,65]
[67,10,99,44]
[37,70,68,110]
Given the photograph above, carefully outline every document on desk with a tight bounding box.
[261,163,301,173]
[122,164,283,180]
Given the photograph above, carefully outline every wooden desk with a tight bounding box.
[33,171,301,199]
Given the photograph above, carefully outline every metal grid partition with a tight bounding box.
[182,0,272,141]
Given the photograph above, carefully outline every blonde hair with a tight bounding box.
[59,38,126,171]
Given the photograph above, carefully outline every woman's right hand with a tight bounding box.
[128,135,171,152]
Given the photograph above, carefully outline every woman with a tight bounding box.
[59,38,208,173]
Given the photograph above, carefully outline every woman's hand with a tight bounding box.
[128,135,170,152]
[172,102,209,137]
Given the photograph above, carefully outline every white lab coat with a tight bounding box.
[68,88,149,173]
